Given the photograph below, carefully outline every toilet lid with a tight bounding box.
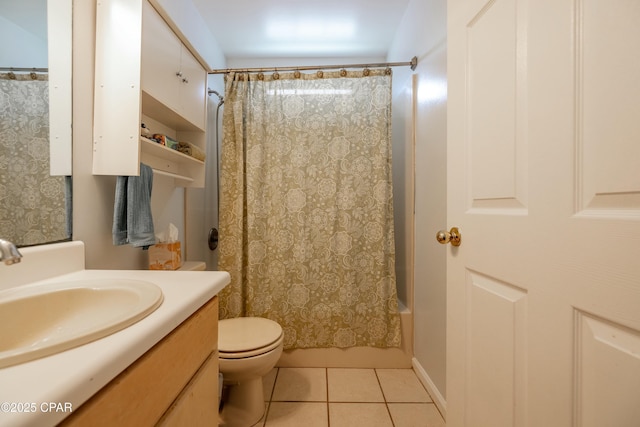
[218,317,283,353]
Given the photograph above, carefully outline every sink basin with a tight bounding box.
[0,279,163,368]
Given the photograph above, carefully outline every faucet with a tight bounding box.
[0,239,23,265]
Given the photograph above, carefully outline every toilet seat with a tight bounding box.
[219,334,283,359]
[219,317,283,359]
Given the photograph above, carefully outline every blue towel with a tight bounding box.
[112,163,156,249]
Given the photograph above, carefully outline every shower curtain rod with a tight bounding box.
[209,56,417,74]
[0,67,48,72]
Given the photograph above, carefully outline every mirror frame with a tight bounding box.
[48,0,72,176]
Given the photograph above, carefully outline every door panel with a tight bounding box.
[467,0,527,212]
[465,271,527,427]
[576,312,640,427]
[578,0,640,215]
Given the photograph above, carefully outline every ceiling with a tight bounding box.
[2,0,411,65]
[191,0,410,60]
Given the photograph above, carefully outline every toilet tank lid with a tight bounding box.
[179,261,206,271]
[218,317,283,353]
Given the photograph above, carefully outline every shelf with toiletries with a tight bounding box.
[141,137,204,168]
[139,90,207,186]
[139,136,203,186]
[92,0,207,187]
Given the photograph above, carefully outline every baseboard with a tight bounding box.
[277,346,412,368]
[412,357,447,420]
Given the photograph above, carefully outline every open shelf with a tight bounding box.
[140,136,204,167]
[141,91,204,133]
[140,136,205,186]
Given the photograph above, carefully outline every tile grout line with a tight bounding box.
[326,368,331,427]
[374,368,397,427]
[262,367,280,426]
[263,368,444,426]
[269,368,280,401]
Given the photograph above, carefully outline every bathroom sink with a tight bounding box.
[0,279,163,368]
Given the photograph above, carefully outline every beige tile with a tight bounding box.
[375,369,432,403]
[388,403,446,427]
[263,368,279,401]
[329,403,393,427]
[272,368,327,401]
[327,368,385,402]
[265,402,328,427]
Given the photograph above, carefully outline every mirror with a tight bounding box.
[0,0,72,247]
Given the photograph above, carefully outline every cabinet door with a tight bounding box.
[141,0,181,110]
[93,0,142,176]
[157,353,218,426]
[178,46,206,131]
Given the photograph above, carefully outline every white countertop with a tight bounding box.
[0,268,230,427]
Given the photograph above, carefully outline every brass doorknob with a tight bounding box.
[436,227,461,246]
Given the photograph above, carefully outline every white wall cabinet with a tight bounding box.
[93,0,206,187]
[141,0,206,131]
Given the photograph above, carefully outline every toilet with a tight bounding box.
[218,317,284,427]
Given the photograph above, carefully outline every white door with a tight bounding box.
[446,0,640,426]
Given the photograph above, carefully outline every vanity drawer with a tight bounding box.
[61,296,218,426]
[156,351,219,426]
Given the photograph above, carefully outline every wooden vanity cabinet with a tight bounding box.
[61,297,219,426]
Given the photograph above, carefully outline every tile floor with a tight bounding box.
[250,367,446,427]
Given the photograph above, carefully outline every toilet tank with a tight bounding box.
[178,261,206,271]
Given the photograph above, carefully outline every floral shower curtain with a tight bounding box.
[0,73,69,246]
[218,69,401,349]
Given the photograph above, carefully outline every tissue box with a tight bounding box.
[148,242,182,270]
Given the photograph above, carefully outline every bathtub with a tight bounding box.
[277,301,413,368]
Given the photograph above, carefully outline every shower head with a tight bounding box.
[208,89,224,105]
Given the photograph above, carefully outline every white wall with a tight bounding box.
[0,14,47,68]
[226,56,386,69]
[387,0,448,412]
